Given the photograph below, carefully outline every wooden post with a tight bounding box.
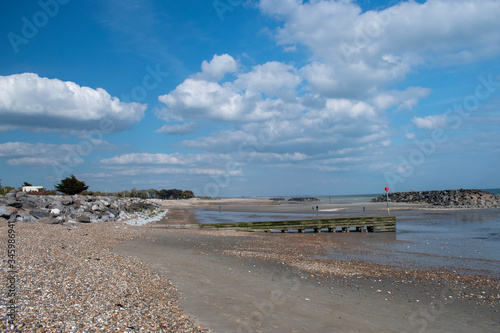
[385,187,390,216]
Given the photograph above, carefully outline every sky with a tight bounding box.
[0,0,499,197]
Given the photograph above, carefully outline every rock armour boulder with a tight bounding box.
[371,189,500,208]
[1,192,160,223]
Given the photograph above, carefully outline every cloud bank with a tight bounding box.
[0,73,146,134]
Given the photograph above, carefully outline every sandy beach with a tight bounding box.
[115,199,500,332]
[2,198,499,332]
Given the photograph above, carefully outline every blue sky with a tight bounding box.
[1,0,499,197]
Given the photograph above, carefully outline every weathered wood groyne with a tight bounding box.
[200,216,396,233]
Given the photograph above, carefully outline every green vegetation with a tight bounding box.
[145,209,165,219]
[0,186,14,196]
[1,177,196,200]
[157,189,194,200]
[55,175,89,195]
[112,188,195,200]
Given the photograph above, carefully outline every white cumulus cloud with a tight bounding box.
[260,0,500,97]
[196,54,238,81]
[157,57,303,123]
[235,61,302,100]
[100,152,230,165]
[373,87,431,112]
[0,73,146,133]
[0,142,87,167]
[156,122,198,135]
[412,114,448,130]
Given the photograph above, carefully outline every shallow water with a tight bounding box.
[194,210,335,224]
[381,209,500,275]
[194,207,500,276]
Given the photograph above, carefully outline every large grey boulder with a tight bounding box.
[35,197,52,209]
[20,214,36,223]
[55,216,66,223]
[21,197,38,210]
[60,196,73,205]
[76,213,91,223]
[0,206,18,219]
[100,200,110,207]
[49,200,64,211]
[30,209,50,219]
[6,199,23,209]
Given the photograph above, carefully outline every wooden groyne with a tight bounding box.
[199,216,396,233]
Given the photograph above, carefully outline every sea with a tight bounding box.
[195,188,500,277]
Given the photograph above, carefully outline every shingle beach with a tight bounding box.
[1,219,208,332]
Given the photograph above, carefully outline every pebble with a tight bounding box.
[0,221,208,332]
[182,228,500,306]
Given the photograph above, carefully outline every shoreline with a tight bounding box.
[2,199,499,331]
[114,226,499,332]
[152,200,500,278]
[114,201,499,332]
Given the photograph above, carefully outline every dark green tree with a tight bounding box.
[23,182,32,187]
[182,190,195,199]
[137,190,148,199]
[158,189,170,199]
[55,175,89,195]
[157,188,183,199]
[147,189,158,199]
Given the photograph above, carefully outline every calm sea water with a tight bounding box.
[323,209,500,276]
[197,188,500,276]
[195,211,326,224]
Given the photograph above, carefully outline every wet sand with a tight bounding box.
[113,200,500,332]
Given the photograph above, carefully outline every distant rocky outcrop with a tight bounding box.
[0,190,161,224]
[371,189,500,208]
[288,197,320,202]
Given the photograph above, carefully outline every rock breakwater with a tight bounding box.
[371,189,500,208]
[287,197,320,202]
[0,190,162,224]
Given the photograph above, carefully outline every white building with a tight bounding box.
[22,186,44,192]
